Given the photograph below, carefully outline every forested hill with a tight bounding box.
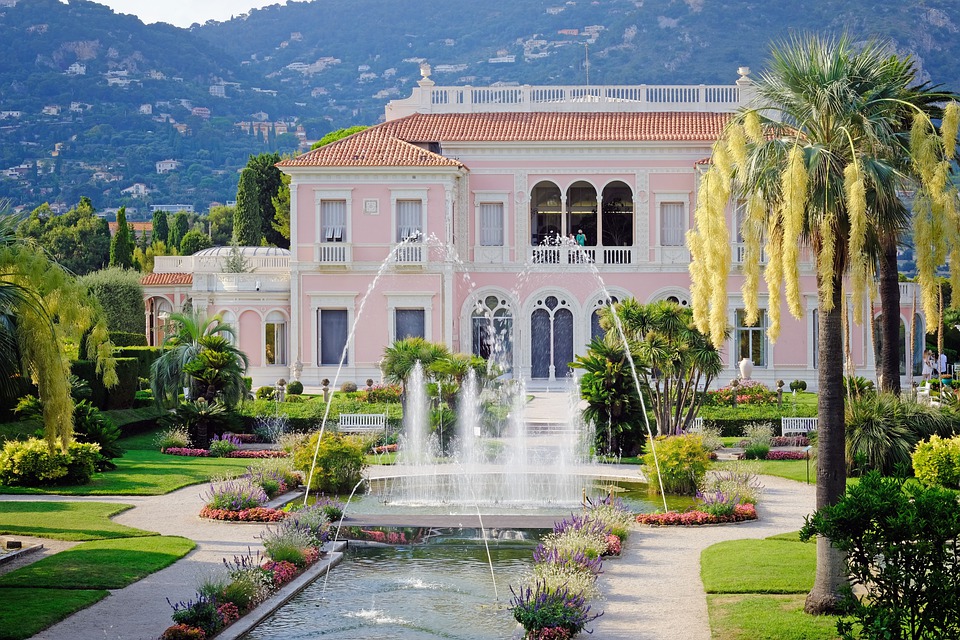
[1,0,959,213]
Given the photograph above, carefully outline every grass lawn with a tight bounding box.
[0,449,253,495]
[0,502,154,540]
[714,459,815,484]
[704,532,842,640]
[0,536,194,589]
[0,587,109,640]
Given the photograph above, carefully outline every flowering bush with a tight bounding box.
[262,560,299,586]
[765,450,808,460]
[371,443,398,454]
[360,383,402,404]
[636,503,757,526]
[604,535,621,557]
[226,450,288,458]
[510,581,602,638]
[208,434,242,458]
[203,478,268,511]
[224,433,260,444]
[312,496,345,522]
[160,624,207,640]
[199,506,287,522]
[695,490,739,517]
[155,426,192,452]
[246,466,289,498]
[706,380,776,406]
[700,462,763,505]
[282,504,331,547]
[216,602,240,626]
[583,495,633,540]
[221,552,272,610]
[168,593,222,637]
[163,448,210,457]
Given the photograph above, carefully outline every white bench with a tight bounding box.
[781,417,818,437]
[337,413,388,436]
[687,417,704,433]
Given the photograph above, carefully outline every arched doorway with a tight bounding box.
[530,182,562,246]
[147,297,172,346]
[530,295,573,380]
[471,294,514,374]
[601,181,633,253]
[566,181,598,247]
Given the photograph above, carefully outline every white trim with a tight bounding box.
[309,292,358,368]
[386,292,435,342]
[390,188,429,242]
[655,193,690,248]
[473,190,510,263]
[314,189,353,246]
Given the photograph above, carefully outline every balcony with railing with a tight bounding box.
[154,249,290,274]
[528,245,635,266]
[315,243,352,265]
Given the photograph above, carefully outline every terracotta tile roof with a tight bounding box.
[279,112,731,168]
[141,273,193,286]
[278,126,465,168]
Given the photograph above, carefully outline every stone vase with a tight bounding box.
[738,357,753,381]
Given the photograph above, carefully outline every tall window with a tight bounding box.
[479,203,504,246]
[396,199,422,241]
[318,309,348,366]
[395,309,425,340]
[659,202,684,246]
[736,309,767,367]
[472,295,513,373]
[321,200,346,242]
[264,311,287,366]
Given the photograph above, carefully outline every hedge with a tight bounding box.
[114,346,162,379]
[237,397,402,433]
[109,332,147,348]
[71,358,139,410]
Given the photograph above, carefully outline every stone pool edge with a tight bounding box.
[217,539,347,640]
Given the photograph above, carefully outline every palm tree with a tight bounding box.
[150,311,248,409]
[689,35,958,613]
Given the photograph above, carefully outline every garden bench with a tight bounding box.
[781,417,818,437]
[687,417,704,433]
[337,413,388,437]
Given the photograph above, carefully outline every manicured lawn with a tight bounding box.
[702,538,815,593]
[704,532,842,640]
[0,449,253,495]
[0,536,194,589]
[0,587,109,640]
[0,502,154,540]
[366,451,398,465]
[714,459,814,484]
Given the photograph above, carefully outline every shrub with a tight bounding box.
[845,394,940,476]
[155,427,192,452]
[167,593,222,637]
[78,267,145,335]
[216,602,240,626]
[742,423,773,460]
[340,381,358,393]
[695,490,739,517]
[160,624,206,640]
[642,434,710,495]
[700,461,764,505]
[203,478,268,511]
[164,448,209,457]
[363,383,402,404]
[765,450,808,460]
[706,380,776,406]
[253,414,289,444]
[0,438,101,486]
[256,386,275,400]
[116,346,163,378]
[292,432,367,493]
[800,473,960,639]
[225,450,287,459]
[221,553,271,611]
[72,400,123,469]
[789,379,808,392]
[285,380,303,395]
[208,434,241,458]
[583,495,633,540]
[260,526,314,566]
[199,506,286,522]
[509,582,602,638]
[310,496,345,522]
[912,435,960,488]
[282,504,332,547]
[698,425,724,452]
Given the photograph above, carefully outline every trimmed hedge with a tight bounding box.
[71,358,139,410]
[114,346,162,378]
[237,397,402,433]
[108,332,147,348]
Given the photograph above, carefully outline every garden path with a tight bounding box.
[594,474,816,639]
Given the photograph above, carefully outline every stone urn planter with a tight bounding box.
[738,357,753,381]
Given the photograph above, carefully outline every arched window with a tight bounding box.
[472,295,513,373]
[265,310,288,366]
[149,297,172,347]
[220,311,237,345]
[601,181,633,249]
[590,295,619,342]
[531,295,573,380]
[530,182,562,246]
[566,181,598,247]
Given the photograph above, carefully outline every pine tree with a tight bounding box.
[109,206,134,268]
[233,167,261,246]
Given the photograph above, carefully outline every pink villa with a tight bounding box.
[141,66,924,391]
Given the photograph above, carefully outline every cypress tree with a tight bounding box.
[152,211,169,247]
[109,207,134,268]
[233,167,261,246]
[169,212,189,251]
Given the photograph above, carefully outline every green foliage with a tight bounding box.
[109,207,134,269]
[311,126,370,149]
[292,431,367,493]
[72,358,138,409]
[573,337,647,457]
[0,438,101,486]
[912,435,960,488]
[801,473,960,639]
[109,332,148,347]
[154,426,191,452]
[790,379,808,392]
[205,205,235,246]
[845,376,876,399]
[340,381,358,393]
[72,400,123,468]
[286,380,303,395]
[245,152,287,247]
[743,423,773,460]
[163,400,233,449]
[256,386,275,400]
[168,212,189,251]
[233,167,262,246]
[178,230,212,256]
[115,346,162,378]
[17,199,110,276]
[642,434,710,495]
[152,212,169,250]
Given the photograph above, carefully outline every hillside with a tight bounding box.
[1,0,959,214]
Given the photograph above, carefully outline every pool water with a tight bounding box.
[245,532,535,639]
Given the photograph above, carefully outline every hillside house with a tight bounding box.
[142,68,889,391]
[156,159,181,174]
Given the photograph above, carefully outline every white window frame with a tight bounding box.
[657,197,687,247]
[314,189,352,245]
[310,293,357,367]
[473,191,509,248]
[264,310,288,366]
[391,189,429,242]
[735,308,768,368]
[386,292,434,343]
[320,200,347,243]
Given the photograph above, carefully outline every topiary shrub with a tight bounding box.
[912,435,960,488]
[286,380,303,395]
[0,438,101,486]
[77,267,146,335]
[642,434,710,495]
[116,346,162,378]
[340,381,358,393]
[256,386,275,400]
[292,432,367,494]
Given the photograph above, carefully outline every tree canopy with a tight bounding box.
[17,198,110,276]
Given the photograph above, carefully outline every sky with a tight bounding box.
[86,0,291,28]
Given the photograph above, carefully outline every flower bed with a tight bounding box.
[199,506,287,522]
[162,448,288,458]
[370,443,398,454]
[737,436,809,448]
[636,503,757,526]
[764,450,808,460]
